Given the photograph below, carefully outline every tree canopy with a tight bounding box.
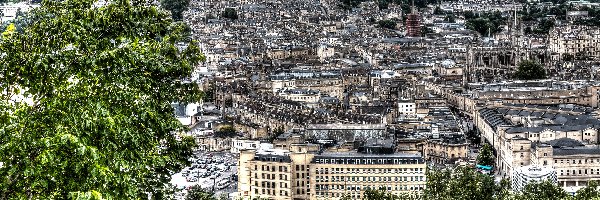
[515,180,569,200]
[342,166,600,200]
[214,125,237,138]
[424,167,510,200]
[161,0,191,21]
[185,185,217,200]
[0,0,203,199]
[378,19,397,29]
[222,8,238,20]
[477,143,495,166]
[465,11,506,36]
[514,60,547,80]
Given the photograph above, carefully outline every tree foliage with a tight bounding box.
[202,83,216,103]
[425,167,509,200]
[465,11,506,36]
[214,125,237,138]
[161,0,191,21]
[357,170,599,200]
[515,180,569,200]
[0,0,204,198]
[477,143,495,166]
[222,8,238,20]
[519,4,569,21]
[186,185,217,200]
[574,180,600,200]
[378,19,396,29]
[363,189,419,200]
[514,60,547,80]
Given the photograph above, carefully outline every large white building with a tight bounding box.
[511,165,557,192]
[231,139,262,153]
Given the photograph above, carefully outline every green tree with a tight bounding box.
[515,180,569,200]
[202,83,216,102]
[214,125,237,138]
[425,167,510,200]
[0,0,204,198]
[528,18,555,35]
[464,11,476,19]
[466,129,481,145]
[424,168,451,200]
[477,143,495,166]
[444,14,456,23]
[465,11,506,36]
[378,19,396,29]
[186,185,217,200]
[161,0,191,21]
[514,60,547,80]
[574,180,600,200]
[378,0,389,9]
[433,6,444,15]
[222,8,238,20]
[364,189,419,200]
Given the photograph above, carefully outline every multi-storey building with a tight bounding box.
[310,150,426,200]
[424,134,469,165]
[237,143,427,200]
[474,104,600,188]
[548,25,600,59]
[530,138,600,188]
[238,145,316,200]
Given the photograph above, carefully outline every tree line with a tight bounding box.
[356,167,600,200]
[464,11,506,37]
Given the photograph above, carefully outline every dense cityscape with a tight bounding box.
[1,0,600,199]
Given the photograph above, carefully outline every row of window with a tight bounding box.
[555,159,600,165]
[314,158,421,165]
[559,168,600,176]
[254,188,289,196]
[254,173,289,180]
[314,184,425,192]
[315,176,425,183]
[315,167,424,174]
[255,165,288,172]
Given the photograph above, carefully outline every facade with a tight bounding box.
[278,89,321,103]
[474,104,600,188]
[530,139,600,187]
[231,139,261,153]
[548,25,600,59]
[398,100,417,115]
[511,165,557,192]
[424,134,469,165]
[310,151,426,200]
[237,144,426,200]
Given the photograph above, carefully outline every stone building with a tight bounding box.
[424,134,469,165]
[474,104,600,188]
[237,142,427,200]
